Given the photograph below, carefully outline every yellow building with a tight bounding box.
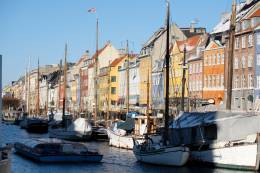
[170,40,189,99]
[138,55,152,106]
[109,56,127,112]
[98,67,109,112]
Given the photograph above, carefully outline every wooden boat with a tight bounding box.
[107,115,162,149]
[0,145,11,173]
[133,1,190,166]
[49,118,92,141]
[14,138,103,163]
[133,137,189,166]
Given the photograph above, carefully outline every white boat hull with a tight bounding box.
[107,128,135,149]
[107,129,162,149]
[191,143,260,171]
[133,146,190,166]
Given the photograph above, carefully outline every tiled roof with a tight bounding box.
[248,9,260,19]
[75,54,88,66]
[91,43,110,60]
[110,56,126,67]
[176,35,201,52]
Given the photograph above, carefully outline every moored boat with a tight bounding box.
[133,137,189,166]
[49,118,92,141]
[107,114,161,149]
[20,117,49,133]
[133,1,190,167]
[14,138,103,163]
[2,111,20,124]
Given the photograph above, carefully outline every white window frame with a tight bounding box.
[248,34,253,47]
[217,53,221,64]
[235,37,240,49]
[257,33,260,45]
[241,55,246,68]
[257,54,260,66]
[248,54,253,67]
[248,73,253,88]
[242,36,246,49]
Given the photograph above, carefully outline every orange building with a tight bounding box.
[203,40,225,105]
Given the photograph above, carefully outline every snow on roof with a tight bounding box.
[211,1,257,34]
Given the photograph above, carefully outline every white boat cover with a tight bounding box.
[168,111,260,146]
[67,118,92,133]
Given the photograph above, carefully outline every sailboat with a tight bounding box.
[49,44,92,141]
[132,1,190,166]
[168,0,260,171]
[106,41,161,149]
[20,58,49,133]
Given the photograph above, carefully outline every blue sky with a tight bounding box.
[0,0,232,86]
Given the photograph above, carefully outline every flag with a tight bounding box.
[88,8,96,13]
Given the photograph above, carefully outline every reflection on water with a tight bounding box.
[0,121,255,173]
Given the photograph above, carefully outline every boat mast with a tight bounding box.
[28,57,31,116]
[94,18,99,125]
[57,59,62,111]
[181,45,187,112]
[62,44,67,122]
[226,0,236,110]
[126,40,130,114]
[36,58,40,116]
[163,0,170,145]
[146,70,151,134]
[106,61,111,127]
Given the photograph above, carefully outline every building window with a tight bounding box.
[208,75,212,88]
[221,53,224,64]
[212,75,216,87]
[216,75,220,87]
[118,66,121,70]
[217,53,221,64]
[111,100,116,105]
[234,57,239,69]
[241,36,246,48]
[248,74,253,88]
[189,64,193,74]
[241,75,246,88]
[111,76,116,82]
[241,55,246,68]
[257,33,260,45]
[234,75,239,88]
[257,54,260,66]
[257,76,260,89]
[111,87,116,94]
[208,55,211,66]
[205,76,208,88]
[221,74,224,87]
[235,37,240,49]
[212,55,215,65]
[248,54,253,67]
[204,56,208,66]
[248,34,253,47]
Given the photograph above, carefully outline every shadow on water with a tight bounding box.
[0,119,257,173]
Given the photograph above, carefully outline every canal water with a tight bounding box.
[0,120,253,173]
